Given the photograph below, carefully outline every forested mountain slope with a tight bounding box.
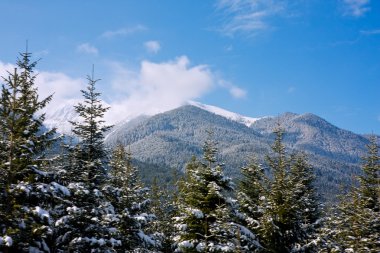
[103,104,372,202]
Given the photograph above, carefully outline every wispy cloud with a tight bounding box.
[215,0,286,37]
[101,25,147,38]
[342,0,370,17]
[144,40,161,54]
[360,29,380,35]
[229,86,247,98]
[35,49,49,57]
[287,86,296,94]
[219,79,247,99]
[77,43,98,55]
[1,54,243,126]
[0,60,85,109]
[105,56,215,122]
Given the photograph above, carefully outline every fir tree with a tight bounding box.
[0,49,65,252]
[287,153,320,252]
[149,175,177,253]
[173,132,260,252]
[106,144,157,252]
[358,136,380,212]
[54,71,119,252]
[69,69,112,184]
[319,136,380,252]
[258,128,320,252]
[237,158,268,237]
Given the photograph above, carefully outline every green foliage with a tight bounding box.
[69,72,112,185]
[239,128,320,252]
[319,136,380,252]
[237,159,268,236]
[54,71,121,252]
[1,49,378,253]
[106,144,157,251]
[0,49,59,252]
[173,132,260,252]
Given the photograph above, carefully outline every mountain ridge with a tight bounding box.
[45,101,375,202]
[102,104,373,202]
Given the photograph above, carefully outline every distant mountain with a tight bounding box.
[187,101,263,127]
[251,112,368,164]
[44,99,111,135]
[46,101,373,203]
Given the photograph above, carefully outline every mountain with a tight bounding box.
[44,100,80,135]
[187,101,263,127]
[43,99,111,135]
[102,104,372,203]
[45,102,373,203]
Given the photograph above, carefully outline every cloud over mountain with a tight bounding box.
[106,56,214,122]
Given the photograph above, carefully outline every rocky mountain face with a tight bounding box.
[102,104,372,203]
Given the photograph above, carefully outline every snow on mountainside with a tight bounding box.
[43,100,110,135]
[43,100,80,135]
[44,100,265,134]
[187,101,264,127]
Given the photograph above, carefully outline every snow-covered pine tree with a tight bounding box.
[237,159,268,244]
[173,132,260,253]
[259,128,297,252]
[258,128,320,252]
[69,69,112,184]
[288,153,320,252]
[358,136,380,212]
[0,49,68,252]
[319,136,379,252]
[106,144,157,252]
[149,175,176,253]
[54,71,119,252]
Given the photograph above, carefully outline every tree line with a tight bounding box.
[0,51,378,252]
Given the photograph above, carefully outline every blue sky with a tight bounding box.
[0,0,379,134]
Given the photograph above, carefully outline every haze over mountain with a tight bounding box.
[46,102,373,202]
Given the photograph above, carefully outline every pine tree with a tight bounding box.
[69,69,112,184]
[358,136,380,212]
[237,158,268,237]
[320,136,380,252]
[0,49,66,252]
[106,144,157,252]
[258,128,320,252]
[54,71,119,252]
[149,175,177,253]
[173,132,260,252]
[288,153,320,252]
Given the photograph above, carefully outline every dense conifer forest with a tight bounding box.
[0,51,379,252]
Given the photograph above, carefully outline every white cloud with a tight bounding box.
[218,79,247,99]
[144,40,161,54]
[215,0,286,36]
[105,56,215,123]
[0,60,85,111]
[101,25,147,38]
[360,29,380,35]
[77,43,98,55]
[0,61,15,77]
[342,0,370,17]
[35,72,85,105]
[229,86,247,98]
[1,55,242,127]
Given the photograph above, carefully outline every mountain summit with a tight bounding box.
[102,104,370,202]
[45,102,371,202]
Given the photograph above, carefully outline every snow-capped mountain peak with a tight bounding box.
[187,101,263,127]
[44,99,264,134]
